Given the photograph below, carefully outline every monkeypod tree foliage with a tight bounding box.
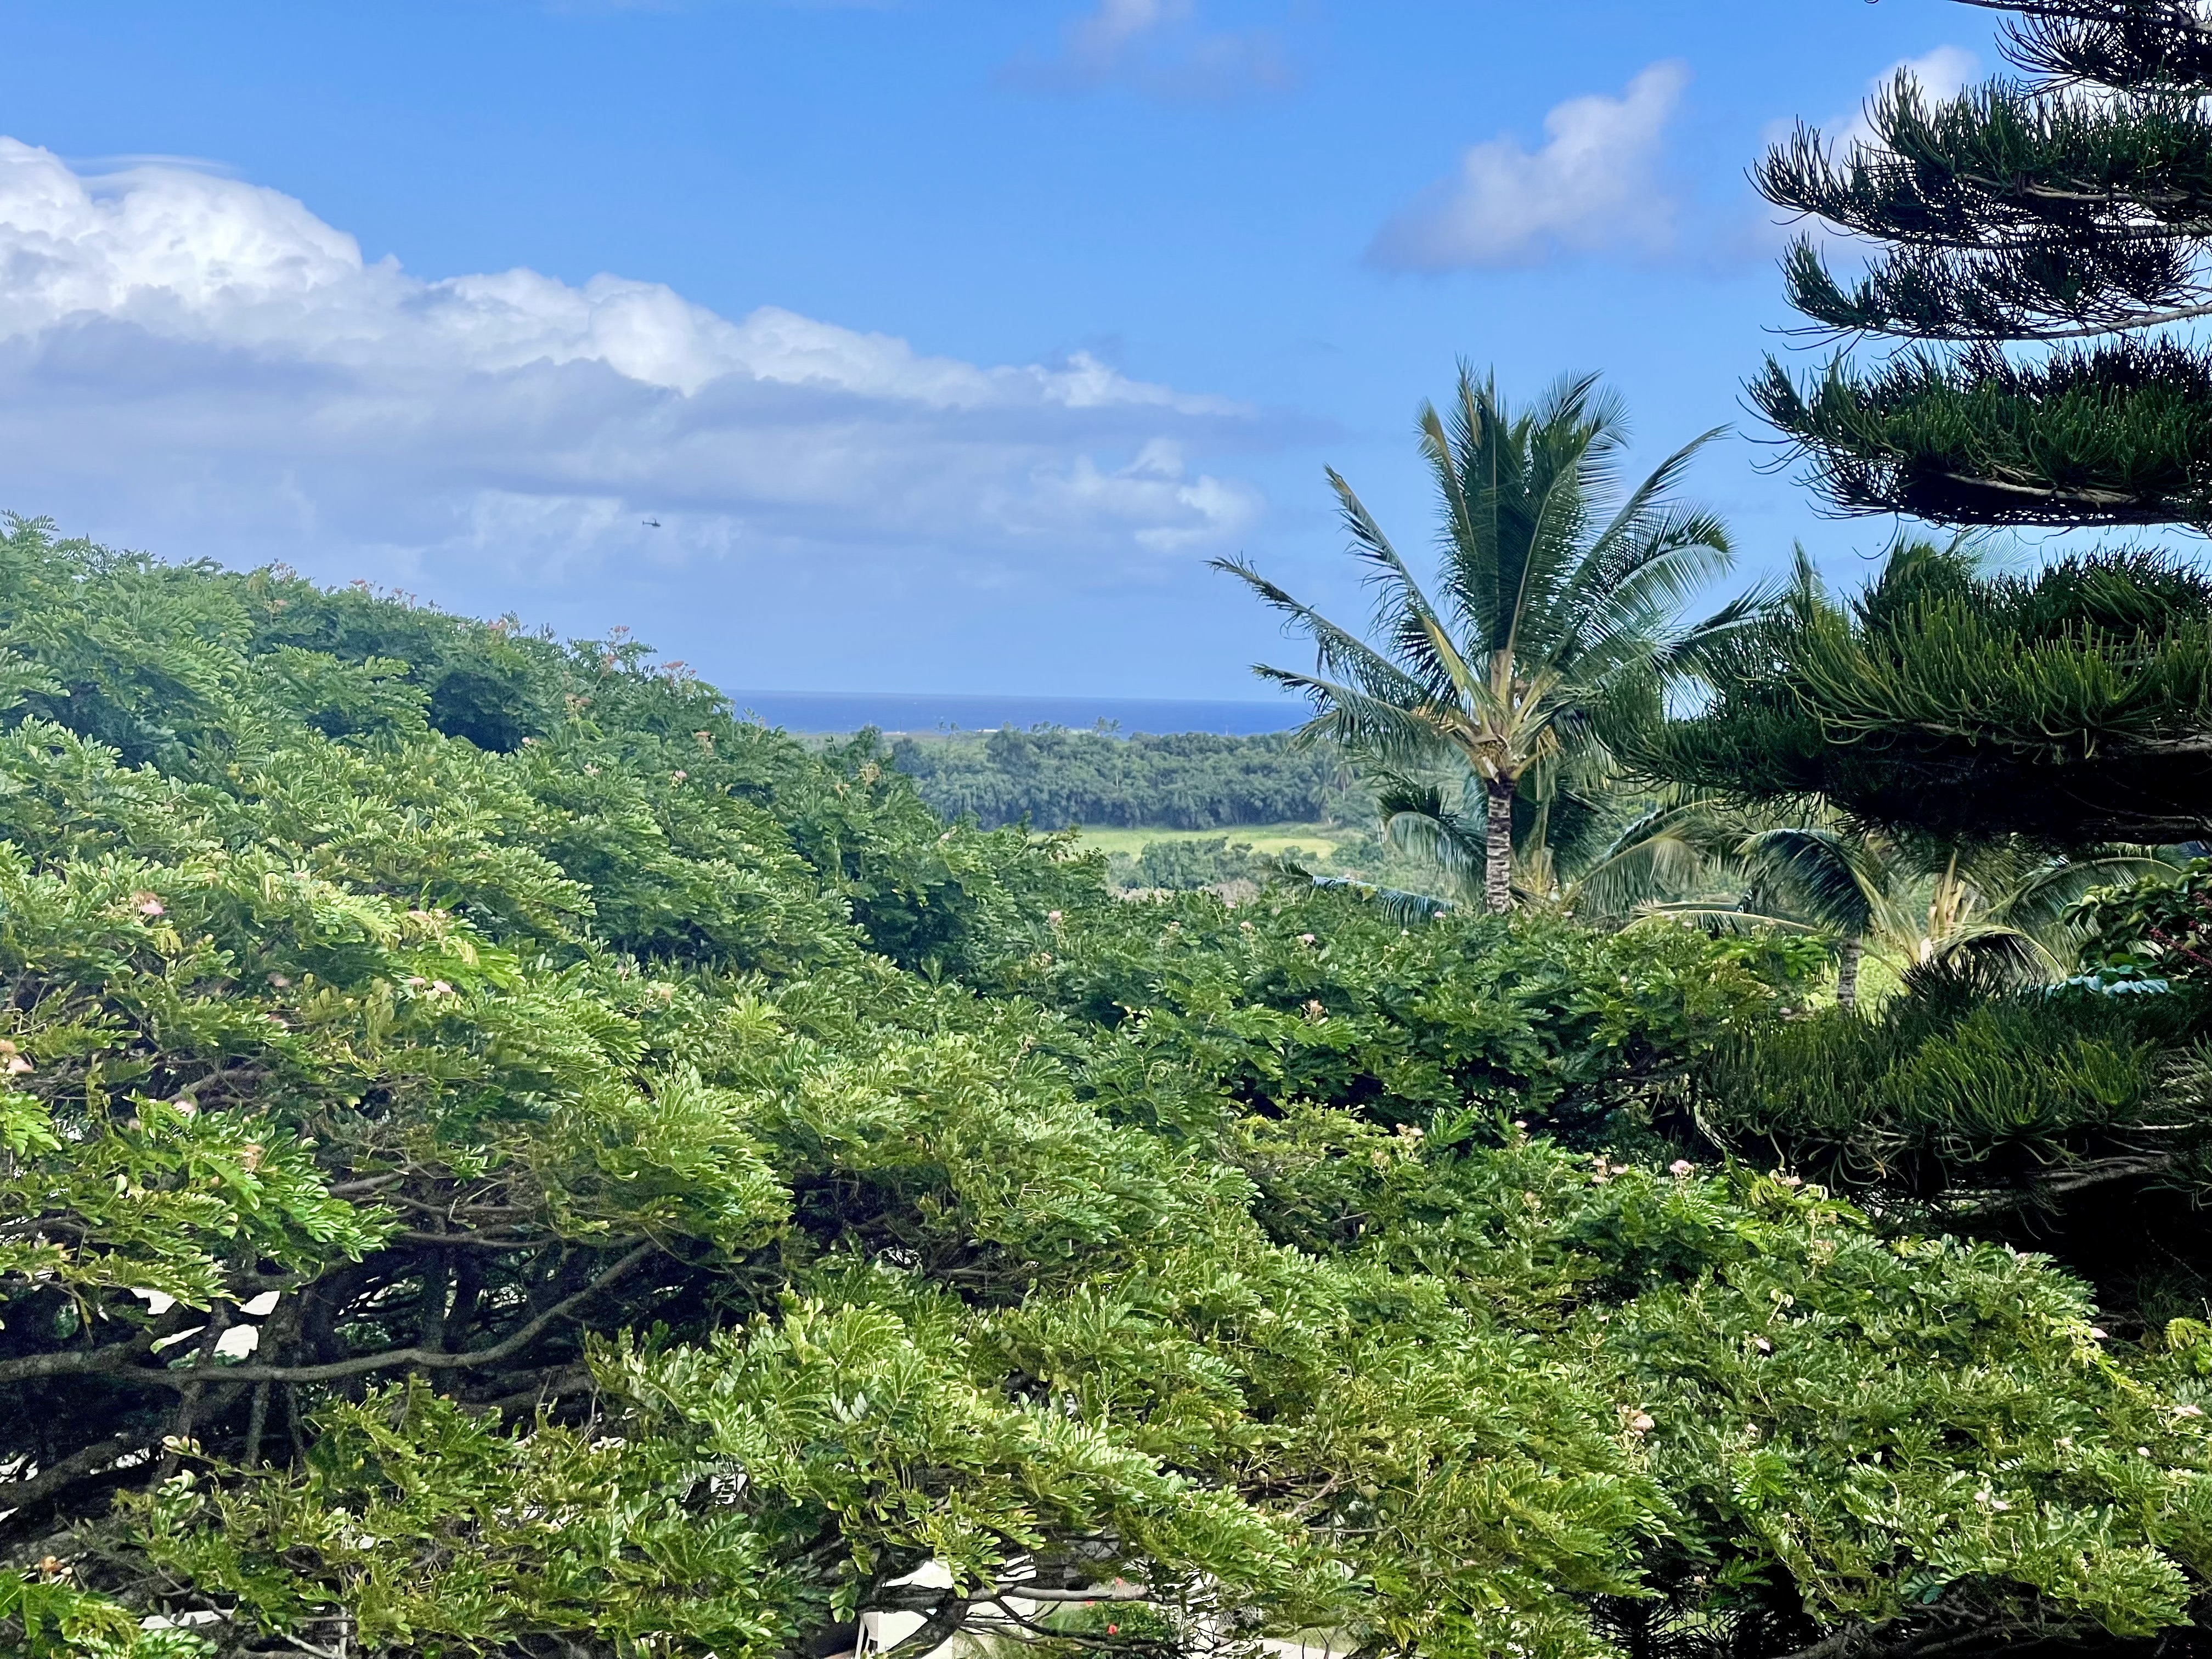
[0,515,2209,1659]
[988,884,1828,1155]
[1753,0,2212,528]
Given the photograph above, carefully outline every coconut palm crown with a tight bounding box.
[1218,366,1756,911]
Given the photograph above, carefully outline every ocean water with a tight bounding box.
[723,688,1307,736]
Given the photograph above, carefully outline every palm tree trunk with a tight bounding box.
[1484,777,1515,913]
[1836,936,1863,1011]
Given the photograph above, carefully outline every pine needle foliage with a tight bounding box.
[1753,0,2212,527]
[1691,951,2212,1327]
[1699,958,2207,1209]
[1634,539,2212,844]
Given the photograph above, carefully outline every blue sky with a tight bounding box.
[0,0,2000,698]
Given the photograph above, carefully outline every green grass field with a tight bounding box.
[1070,822,1363,866]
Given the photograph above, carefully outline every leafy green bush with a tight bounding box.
[1007,889,1827,1152]
[1104,836,1271,890]
[2075,860,2212,992]
[1,516,2208,1659]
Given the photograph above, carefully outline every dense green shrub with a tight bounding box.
[2076,861,2212,993]
[1,516,2208,1659]
[1000,889,1826,1153]
[1104,836,1271,890]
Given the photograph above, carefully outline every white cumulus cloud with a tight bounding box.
[1368,61,1690,272]
[0,137,1265,597]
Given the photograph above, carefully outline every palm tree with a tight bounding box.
[1641,818,2182,1008]
[1217,368,1753,912]
[1345,761,1692,915]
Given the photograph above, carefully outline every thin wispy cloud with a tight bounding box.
[1002,0,1293,101]
[0,139,1266,591]
[1368,61,1690,273]
[65,152,244,178]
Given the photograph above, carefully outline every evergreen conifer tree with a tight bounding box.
[1635,541,2212,844]
[1753,0,2212,527]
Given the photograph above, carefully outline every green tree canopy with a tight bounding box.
[887,728,1352,832]
[2,517,2210,1659]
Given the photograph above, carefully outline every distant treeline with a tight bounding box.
[887,726,1351,829]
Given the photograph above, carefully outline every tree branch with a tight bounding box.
[0,1244,657,1394]
[1775,1625,1867,1659]
[996,1584,1156,1604]
[392,1229,550,1250]
[0,1337,151,1386]
[181,1241,657,1386]
[0,1432,147,1511]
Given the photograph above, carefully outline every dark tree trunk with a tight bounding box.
[1485,777,1515,914]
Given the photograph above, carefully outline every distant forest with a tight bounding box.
[887,726,1351,829]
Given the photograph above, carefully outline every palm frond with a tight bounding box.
[1739,825,1882,936]
[1583,426,1731,577]
[1246,665,1455,769]
[1923,923,2059,984]
[1983,850,2184,935]
[1310,873,1455,926]
[1585,506,1735,623]
[1381,808,1487,905]
[1502,383,1610,668]
[1326,470,1471,705]
[1564,799,1745,921]
[1427,377,1520,656]
[1212,558,1438,707]
[1648,584,1785,685]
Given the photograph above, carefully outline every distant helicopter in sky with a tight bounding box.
[642,517,662,528]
